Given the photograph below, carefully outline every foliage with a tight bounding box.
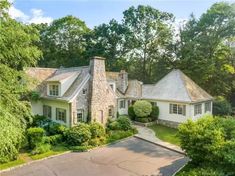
[150,106,159,121]
[133,100,152,118]
[135,117,152,123]
[178,115,235,173]
[27,127,45,149]
[31,115,50,127]
[89,122,105,138]
[128,106,135,120]
[46,122,67,136]
[177,165,224,176]
[65,123,91,146]
[0,106,24,163]
[149,124,180,146]
[29,91,40,101]
[107,121,121,131]
[0,159,25,171]
[176,2,235,98]
[116,116,132,131]
[213,96,232,116]
[44,134,63,145]
[35,15,90,68]
[31,143,51,155]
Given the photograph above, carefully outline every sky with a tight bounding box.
[9,0,235,28]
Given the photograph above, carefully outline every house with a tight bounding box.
[26,56,213,127]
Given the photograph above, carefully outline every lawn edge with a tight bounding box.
[134,135,185,155]
[0,135,135,173]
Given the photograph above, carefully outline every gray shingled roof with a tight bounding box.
[142,69,213,103]
[26,66,90,101]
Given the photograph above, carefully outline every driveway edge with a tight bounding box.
[134,135,185,155]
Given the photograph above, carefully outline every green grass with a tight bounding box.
[149,124,180,146]
[0,159,25,170]
[30,145,69,160]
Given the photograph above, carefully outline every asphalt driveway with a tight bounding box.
[2,137,188,176]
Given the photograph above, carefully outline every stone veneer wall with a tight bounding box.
[157,119,180,129]
[89,57,117,124]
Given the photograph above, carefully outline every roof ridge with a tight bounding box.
[178,70,193,102]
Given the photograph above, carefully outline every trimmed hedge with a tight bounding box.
[27,127,45,149]
[133,100,152,118]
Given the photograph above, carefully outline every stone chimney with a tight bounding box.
[117,70,128,94]
[89,56,117,124]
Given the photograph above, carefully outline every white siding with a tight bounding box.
[157,101,191,123]
[31,99,71,127]
[118,99,128,115]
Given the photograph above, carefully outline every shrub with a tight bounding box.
[89,122,105,138]
[178,115,235,173]
[133,100,152,118]
[89,136,106,146]
[213,96,232,116]
[150,106,159,121]
[31,143,51,155]
[27,127,45,149]
[117,116,132,131]
[178,167,224,176]
[135,117,150,123]
[32,115,51,128]
[65,123,91,146]
[108,121,121,131]
[128,106,135,120]
[46,122,67,135]
[44,134,63,145]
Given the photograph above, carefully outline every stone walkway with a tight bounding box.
[134,125,184,154]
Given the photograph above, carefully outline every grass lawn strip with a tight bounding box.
[149,124,180,146]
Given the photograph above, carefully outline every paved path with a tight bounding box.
[134,125,184,154]
[2,138,188,176]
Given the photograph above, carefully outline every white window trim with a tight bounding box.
[205,101,211,112]
[119,100,126,109]
[56,108,66,123]
[169,103,186,116]
[48,83,60,96]
[77,109,84,123]
[194,104,202,116]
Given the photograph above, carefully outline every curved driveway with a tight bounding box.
[2,137,188,176]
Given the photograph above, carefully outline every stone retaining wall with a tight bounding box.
[157,119,180,129]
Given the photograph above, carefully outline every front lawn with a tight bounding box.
[149,124,180,146]
[0,159,25,171]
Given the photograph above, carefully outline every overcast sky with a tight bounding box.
[9,0,235,28]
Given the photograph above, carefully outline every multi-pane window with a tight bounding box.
[194,104,202,115]
[205,102,211,112]
[151,102,157,107]
[169,104,186,115]
[108,106,114,117]
[43,105,51,119]
[77,109,84,122]
[119,100,126,109]
[56,108,66,122]
[49,85,59,96]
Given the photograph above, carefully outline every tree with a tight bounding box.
[0,0,41,162]
[36,15,90,67]
[86,19,128,71]
[122,5,174,83]
[176,2,235,97]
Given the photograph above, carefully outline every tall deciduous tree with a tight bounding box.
[176,2,235,97]
[0,0,41,162]
[122,5,174,83]
[37,15,90,67]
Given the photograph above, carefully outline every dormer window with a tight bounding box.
[49,84,59,96]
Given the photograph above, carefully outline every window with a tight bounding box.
[151,102,157,107]
[49,85,59,96]
[119,100,126,109]
[194,104,202,115]
[77,109,84,122]
[169,104,186,115]
[108,106,114,117]
[43,105,51,119]
[205,102,211,112]
[82,88,87,95]
[56,108,66,122]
